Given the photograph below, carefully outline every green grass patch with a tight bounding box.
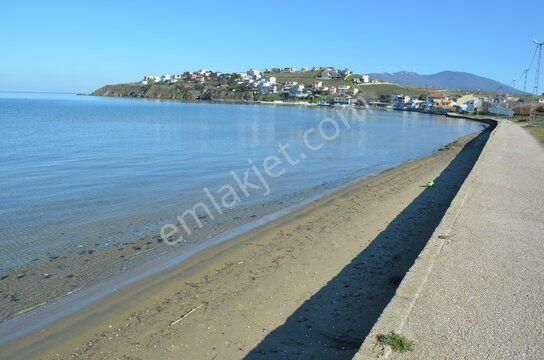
[377,332,413,352]
[511,116,544,145]
[527,124,544,144]
[267,71,318,86]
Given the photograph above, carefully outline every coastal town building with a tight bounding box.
[138,66,516,113]
[340,68,352,77]
[334,96,354,105]
[465,99,483,113]
[311,80,323,91]
[246,68,261,80]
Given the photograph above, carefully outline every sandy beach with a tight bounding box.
[0,126,491,360]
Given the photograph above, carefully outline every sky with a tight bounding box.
[1,0,543,93]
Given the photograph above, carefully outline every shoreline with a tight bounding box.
[0,126,491,359]
[0,98,484,323]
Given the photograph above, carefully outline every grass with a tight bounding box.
[511,115,544,145]
[267,71,318,86]
[526,124,544,144]
[377,332,414,352]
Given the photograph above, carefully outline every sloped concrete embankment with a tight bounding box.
[353,119,502,359]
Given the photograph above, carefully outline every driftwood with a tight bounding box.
[170,303,204,326]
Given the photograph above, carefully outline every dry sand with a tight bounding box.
[0,127,490,360]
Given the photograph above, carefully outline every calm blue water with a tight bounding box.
[0,93,482,269]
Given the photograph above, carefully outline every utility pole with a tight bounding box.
[531,40,543,118]
[523,69,529,93]
[512,78,516,89]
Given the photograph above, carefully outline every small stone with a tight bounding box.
[16,273,25,279]
[42,273,51,279]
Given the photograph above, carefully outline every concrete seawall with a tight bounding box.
[354,120,544,359]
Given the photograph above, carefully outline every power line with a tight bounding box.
[515,46,538,91]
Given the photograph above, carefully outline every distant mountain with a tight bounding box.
[367,71,524,94]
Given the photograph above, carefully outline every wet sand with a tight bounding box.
[0,128,491,359]
[0,184,331,321]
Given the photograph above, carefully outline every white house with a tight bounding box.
[362,75,370,83]
[318,67,337,80]
[247,68,261,79]
[392,95,405,109]
[160,74,173,83]
[289,84,306,97]
[259,83,278,94]
[311,80,323,91]
[334,96,354,105]
[197,69,211,76]
[466,99,483,113]
[142,75,154,85]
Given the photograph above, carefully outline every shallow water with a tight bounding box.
[0,93,482,270]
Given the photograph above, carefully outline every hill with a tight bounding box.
[92,71,464,104]
[367,71,524,94]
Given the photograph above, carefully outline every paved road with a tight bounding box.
[355,122,544,359]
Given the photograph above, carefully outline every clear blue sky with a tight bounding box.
[1,0,543,93]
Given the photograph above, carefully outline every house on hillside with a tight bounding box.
[289,84,307,97]
[340,68,352,77]
[311,80,323,91]
[259,82,278,94]
[246,68,261,80]
[318,67,340,80]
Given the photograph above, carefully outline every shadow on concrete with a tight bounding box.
[244,125,493,359]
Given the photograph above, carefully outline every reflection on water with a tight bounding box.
[0,93,482,270]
